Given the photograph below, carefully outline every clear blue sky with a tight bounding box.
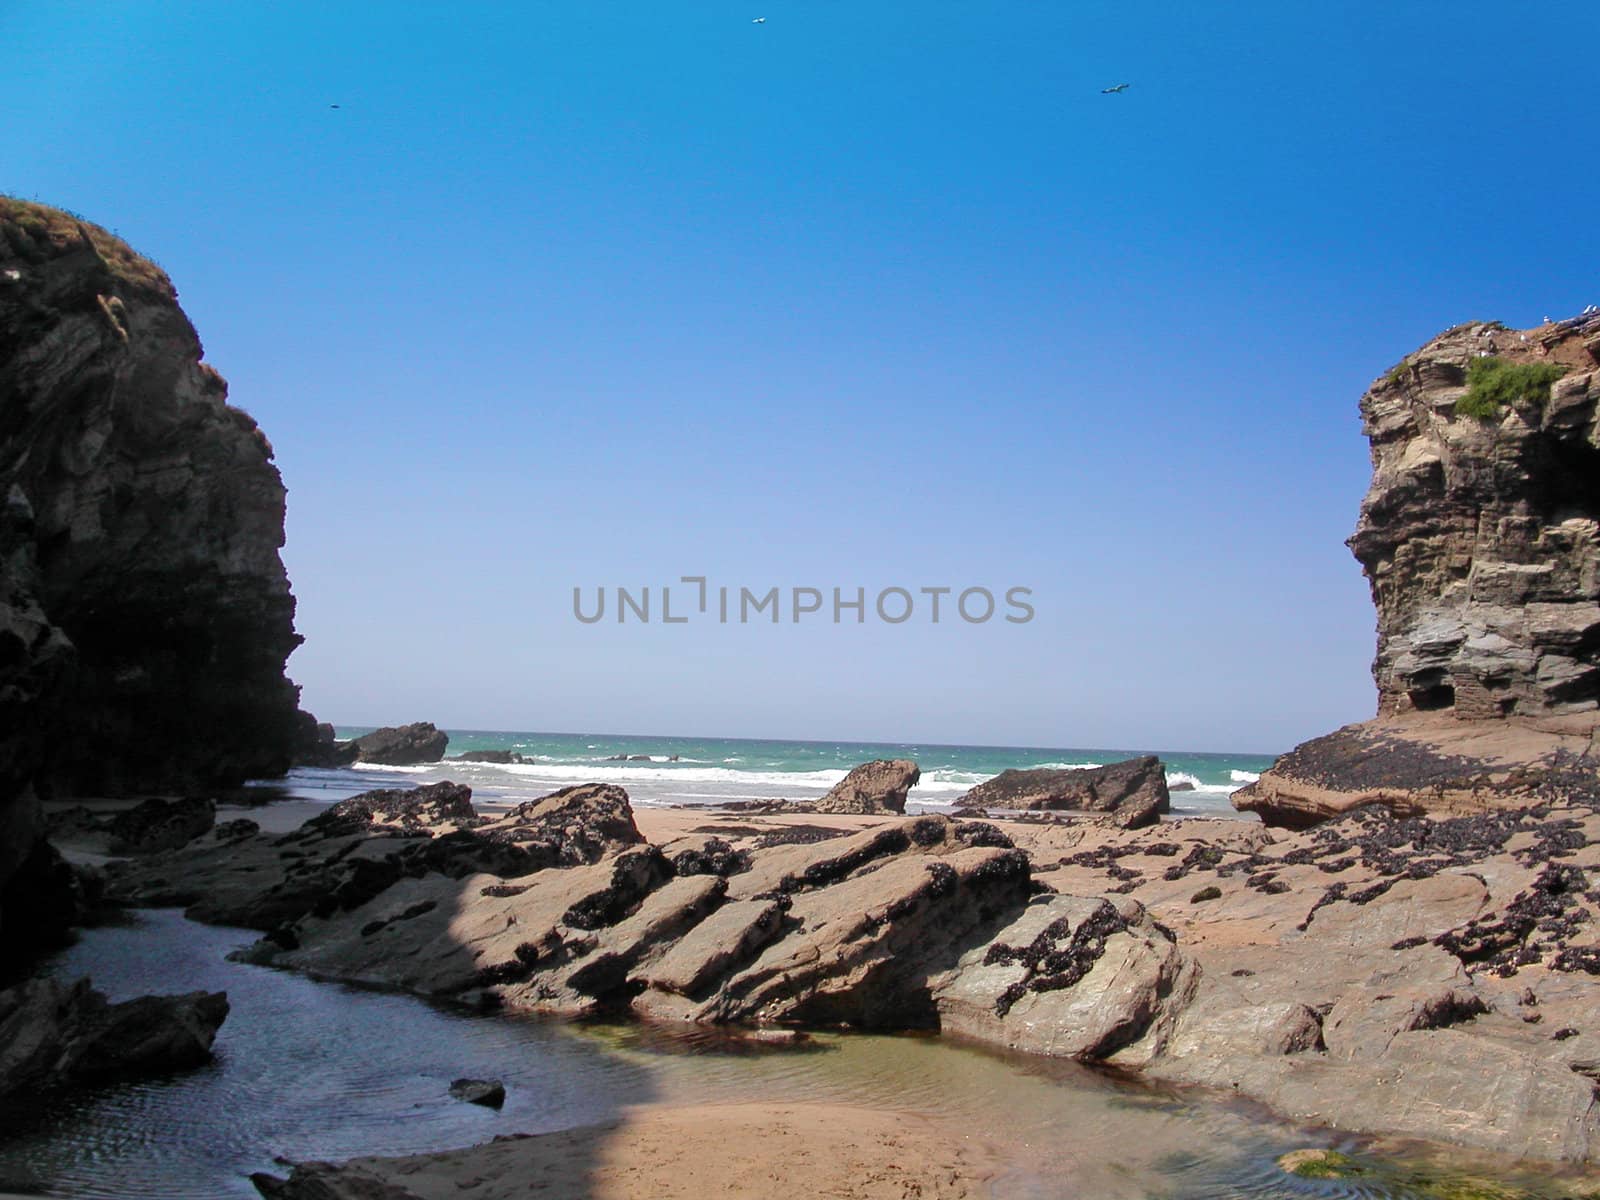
[5,3,1595,753]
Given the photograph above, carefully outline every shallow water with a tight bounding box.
[0,911,1572,1199]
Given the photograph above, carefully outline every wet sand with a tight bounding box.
[257,1102,998,1199]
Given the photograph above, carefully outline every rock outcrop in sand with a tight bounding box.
[1239,314,1600,826]
[0,199,313,965]
[955,755,1170,828]
[812,758,921,814]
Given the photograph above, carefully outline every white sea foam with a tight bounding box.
[454,760,854,790]
[1229,769,1261,784]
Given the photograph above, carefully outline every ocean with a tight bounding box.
[276,729,1274,818]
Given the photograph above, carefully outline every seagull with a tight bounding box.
[752,16,766,22]
[1101,83,1130,94]
[329,104,340,109]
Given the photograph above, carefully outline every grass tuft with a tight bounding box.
[1454,357,1566,422]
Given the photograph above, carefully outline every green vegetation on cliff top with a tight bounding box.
[1455,356,1567,421]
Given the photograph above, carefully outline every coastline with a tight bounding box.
[74,776,1600,1184]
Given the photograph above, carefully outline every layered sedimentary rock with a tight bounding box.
[1239,314,1600,826]
[1354,317,1600,720]
[955,756,1170,828]
[0,199,313,964]
[107,777,1600,1160]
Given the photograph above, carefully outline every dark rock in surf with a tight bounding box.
[451,750,525,764]
[349,722,449,765]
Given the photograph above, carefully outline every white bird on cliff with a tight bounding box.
[1101,83,1130,94]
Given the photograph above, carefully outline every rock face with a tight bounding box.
[0,200,312,965]
[1239,314,1600,827]
[956,756,1170,828]
[0,200,309,795]
[350,722,449,765]
[1352,316,1600,721]
[0,976,228,1096]
[812,759,920,814]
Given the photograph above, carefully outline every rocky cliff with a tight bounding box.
[0,198,310,959]
[1238,313,1600,826]
[1354,316,1600,720]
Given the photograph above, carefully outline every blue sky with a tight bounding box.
[4,3,1595,753]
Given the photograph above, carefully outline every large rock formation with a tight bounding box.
[812,759,920,814]
[0,200,316,966]
[0,199,310,797]
[1239,313,1600,826]
[955,756,1170,828]
[1354,317,1600,720]
[350,722,449,765]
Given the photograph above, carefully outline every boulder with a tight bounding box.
[349,722,449,765]
[812,759,920,814]
[930,894,1195,1060]
[107,795,216,853]
[0,976,228,1096]
[306,781,477,836]
[955,756,1170,828]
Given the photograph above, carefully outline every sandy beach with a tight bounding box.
[256,1102,998,1199]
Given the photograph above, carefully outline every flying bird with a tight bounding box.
[329,104,341,109]
[1101,83,1130,94]
[752,16,766,22]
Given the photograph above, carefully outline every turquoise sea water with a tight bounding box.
[290,729,1277,818]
